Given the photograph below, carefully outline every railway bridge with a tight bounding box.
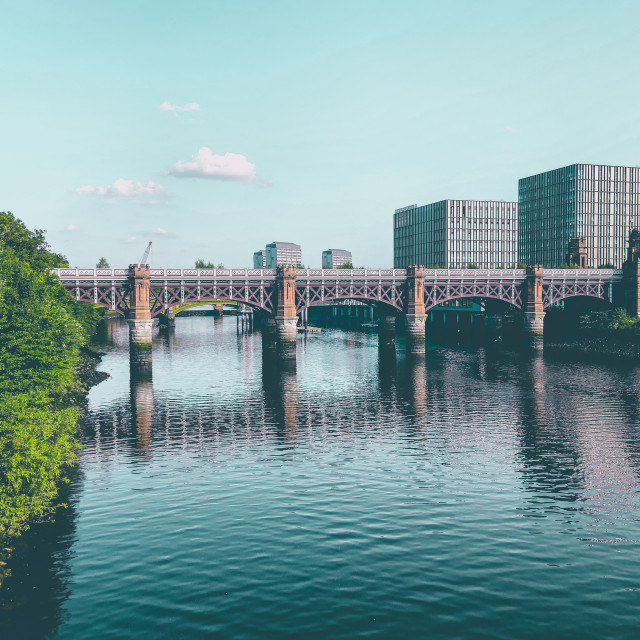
[52,260,638,354]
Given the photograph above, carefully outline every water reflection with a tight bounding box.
[262,350,298,436]
[131,367,154,455]
[3,318,640,639]
[0,476,78,639]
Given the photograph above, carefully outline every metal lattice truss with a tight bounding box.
[543,280,610,308]
[295,274,407,313]
[424,280,524,309]
[51,267,623,317]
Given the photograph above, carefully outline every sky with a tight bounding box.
[1,0,640,268]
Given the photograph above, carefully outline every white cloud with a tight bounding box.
[124,236,138,244]
[150,227,176,238]
[168,147,256,182]
[75,178,168,199]
[159,101,200,112]
[64,224,81,232]
[504,125,516,132]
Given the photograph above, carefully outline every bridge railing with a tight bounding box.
[50,267,624,282]
[543,269,622,281]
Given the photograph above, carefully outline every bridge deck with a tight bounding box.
[51,267,623,283]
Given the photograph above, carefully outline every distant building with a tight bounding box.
[322,249,352,268]
[265,242,302,268]
[253,250,266,268]
[519,163,640,268]
[394,200,518,269]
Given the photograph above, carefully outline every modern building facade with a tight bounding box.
[518,164,640,268]
[265,242,302,269]
[322,249,352,268]
[394,200,518,269]
[253,250,266,268]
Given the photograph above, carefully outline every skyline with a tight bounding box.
[2,0,640,267]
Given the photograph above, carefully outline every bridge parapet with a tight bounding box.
[543,269,622,281]
[424,269,525,280]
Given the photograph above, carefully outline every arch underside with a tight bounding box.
[542,282,609,308]
[425,283,523,311]
[296,283,405,313]
[150,284,276,317]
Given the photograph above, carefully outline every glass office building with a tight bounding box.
[393,200,518,269]
[322,249,352,268]
[265,242,302,268]
[518,164,640,268]
[253,250,266,268]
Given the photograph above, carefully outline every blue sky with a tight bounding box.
[2,0,639,268]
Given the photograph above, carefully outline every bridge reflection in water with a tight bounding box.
[4,315,640,639]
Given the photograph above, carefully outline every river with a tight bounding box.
[2,316,640,639]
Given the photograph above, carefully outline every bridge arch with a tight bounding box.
[542,282,613,309]
[149,282,276,317]
[424,280,524,311]
[295,283,405,314]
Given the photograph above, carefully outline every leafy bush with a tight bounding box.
[0,212,99,542]
[0,393,80,540]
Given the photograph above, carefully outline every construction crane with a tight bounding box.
[139,241,152,267]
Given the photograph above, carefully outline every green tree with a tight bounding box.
[0,212,100,542]
[96,257,110,268]
[337,262,354,269]
[195,259,215,268]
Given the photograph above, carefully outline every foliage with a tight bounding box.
[577,308,640,338]
[96,257,110,268]
[516,261,527,269]
[0,212,67,271]
[195,258,215,269]
[560,263,579,269]
[0,393,80,540]
[0,254,85,396]
[467,263,478,269]
[598,263,615,269]
[337,262,354,269]
[0,212,99,542]
[429,264,441,269]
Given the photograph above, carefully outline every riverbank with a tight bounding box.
[544,336,640,361]
[543,308,640,362]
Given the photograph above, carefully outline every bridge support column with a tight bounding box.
[378,311,396,347]
[405,265,426,353]
[485,313,503,342]
[127,265,153,346]
[159,306,175,328]
[275,265,298,354]
[623,229,640,318]
[523,265,545,349]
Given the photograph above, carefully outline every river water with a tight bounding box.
[2,316,640,639]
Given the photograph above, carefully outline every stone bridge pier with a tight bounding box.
[127,265,153,346]
[405,265,427,353]
[274,265,298,355]
[523,266,545,349]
